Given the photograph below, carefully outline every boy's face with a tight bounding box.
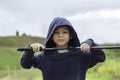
[52,26,70,47]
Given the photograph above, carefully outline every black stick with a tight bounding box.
[17,46,120,51]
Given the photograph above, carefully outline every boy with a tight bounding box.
[20,17,106,80]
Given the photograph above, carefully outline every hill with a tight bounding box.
[0,36,45,70]
[0,36,45,47]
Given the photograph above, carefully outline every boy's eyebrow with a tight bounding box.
[55,27,69,30]
[65,27,69,30]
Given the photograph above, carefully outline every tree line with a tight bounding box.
[16,30,31,37]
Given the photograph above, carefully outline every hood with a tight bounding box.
[44,17,80,48]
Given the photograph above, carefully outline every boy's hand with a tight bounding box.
[30,43,44,53]
[80,43,90,53]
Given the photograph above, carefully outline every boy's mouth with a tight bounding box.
[57,38,65,42]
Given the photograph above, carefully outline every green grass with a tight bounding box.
[0,36,44,80]
[0,47,119,80]
[0,47,43,80]
[86,49,120,80]
[0,36,120,80]
[0,36,45,47]
[0,36,44,69]
[0,69,43,80]
[0,47,22,70]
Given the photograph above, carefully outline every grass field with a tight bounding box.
[0,69,42,80]
[0,47,120,80]
[0,47,43,80]
[0,36,120,80]
[0,36,45,80]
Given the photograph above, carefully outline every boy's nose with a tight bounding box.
[59,33,63,37]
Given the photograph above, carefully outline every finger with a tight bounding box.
[35,44,42,52]
[85,45,90,52]
[37,45,40,51]
[80,43,90,53]
[33,44,38,52]
[39,44,44,51]
[30,44,34,51]
[80,45,85,52]
[31,43,44,52]
[83,46,88,53]
[30,44,38,52]
[37,44,43,51]
[84,44,90,51]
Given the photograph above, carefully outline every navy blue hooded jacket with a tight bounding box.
[20,17,106,80]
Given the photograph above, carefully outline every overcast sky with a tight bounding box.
[0,0,120,43]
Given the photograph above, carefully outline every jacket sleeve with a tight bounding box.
[82,38,106,68]
[20,50,43,69]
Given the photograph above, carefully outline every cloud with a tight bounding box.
[67,9,120,43]
[0,0,120,43]
[67,9,120,20]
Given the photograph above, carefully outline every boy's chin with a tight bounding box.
[56,44,68,48]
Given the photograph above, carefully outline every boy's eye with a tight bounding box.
[63,30,69,33]
[54,31,59,34]
[64,31,68,33]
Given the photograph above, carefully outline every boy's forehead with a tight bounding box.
[55,26,69,30]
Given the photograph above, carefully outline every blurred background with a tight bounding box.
[0,0,120,80]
